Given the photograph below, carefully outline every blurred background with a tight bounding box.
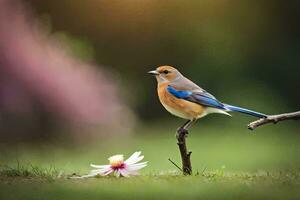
[0,0,299,173]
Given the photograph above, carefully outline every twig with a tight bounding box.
[168,158,182,172]
[248,111,300,130]
[176,128,192,175]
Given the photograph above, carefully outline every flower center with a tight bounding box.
[108,154,125,169]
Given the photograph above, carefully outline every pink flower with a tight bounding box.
[82,152,147,178]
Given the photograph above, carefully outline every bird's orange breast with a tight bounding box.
[157,83,205,120]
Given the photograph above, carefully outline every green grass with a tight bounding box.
[0,122,300,199]
[0,163,59,180]
[0,170,299,200]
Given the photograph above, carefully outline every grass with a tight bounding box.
[0,121,300,199]
[0,163,59,180]
[0,169,299,200]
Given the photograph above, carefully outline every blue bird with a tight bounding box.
[148,66,267,130]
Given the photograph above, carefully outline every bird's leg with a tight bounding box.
[183,119,196,130]
[176,120,191,138]
[176,119,196,138]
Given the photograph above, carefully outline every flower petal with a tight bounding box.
[114,170,121,178]
[124,151,142,165]
[125,155,144,165]
[119,169,130,177]
[90,164,111,169]
[100,168,114,176]
[90,167,111,174]
[126,162,147,171]
[76,167,113,178]
[127,170,139,176]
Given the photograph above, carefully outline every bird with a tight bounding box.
[148,66,267,132]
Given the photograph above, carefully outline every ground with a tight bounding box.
[0,121,300,200]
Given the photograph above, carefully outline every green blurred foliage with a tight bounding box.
[2,123,300,173]
[55,33,95,62]
[26,0,300,121]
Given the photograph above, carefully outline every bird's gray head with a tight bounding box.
[148,66,183,84]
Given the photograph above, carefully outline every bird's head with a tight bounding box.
[148,66,182,84]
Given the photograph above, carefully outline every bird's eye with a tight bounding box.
[163,70,169,74]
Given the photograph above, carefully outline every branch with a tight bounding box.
[248,111,300,130]
[176,128,192,175]
[168,158,182,172]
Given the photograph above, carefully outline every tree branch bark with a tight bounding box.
[176,128,192,175]
[248,111,300,130]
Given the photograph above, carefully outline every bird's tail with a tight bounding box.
[223,104,267,118]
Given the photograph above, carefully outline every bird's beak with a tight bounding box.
[147,70,159,76]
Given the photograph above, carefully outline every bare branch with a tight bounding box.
[248,111,300,130]
[176,128,192,175]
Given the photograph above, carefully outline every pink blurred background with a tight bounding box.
[0,0,134,142]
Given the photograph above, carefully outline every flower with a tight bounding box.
[81,151,147,178]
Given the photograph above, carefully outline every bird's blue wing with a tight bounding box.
[167,85,225,109]
[166,85,193,98]
[167,85,267,118]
